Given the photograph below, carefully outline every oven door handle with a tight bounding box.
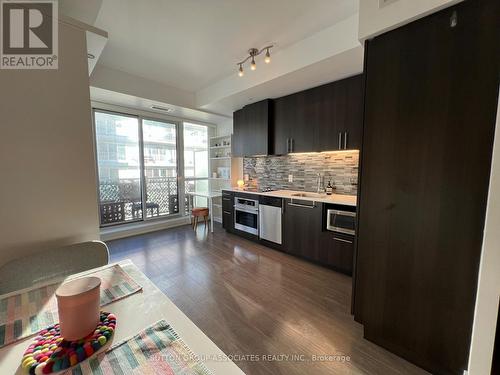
[235,206,259,214]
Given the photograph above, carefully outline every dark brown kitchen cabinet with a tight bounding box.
[232,99,273,156]
[342,75,363,150]
[273,92,315,154]
[222,191,234,232]
[273,75,363,154]
[319,231,354,275]
[232,109,245,157]
[283,199,322,261]
[354,1,500,374]
[316,75,363,151]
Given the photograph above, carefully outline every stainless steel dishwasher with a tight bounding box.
[258,196,282,244]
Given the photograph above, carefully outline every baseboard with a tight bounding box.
[100,216,191,241]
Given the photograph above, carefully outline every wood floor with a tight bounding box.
[107,223,429,375]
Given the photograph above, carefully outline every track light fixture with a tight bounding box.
[236,45,273,76]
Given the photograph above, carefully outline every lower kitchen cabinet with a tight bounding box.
[222,191,234,232]
[223,194,355,273]
[283,199,323,262]
[319,231,354,275]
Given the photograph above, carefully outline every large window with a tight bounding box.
[94,110,211,227]
[184,122,209,202]
[95,111,143,225]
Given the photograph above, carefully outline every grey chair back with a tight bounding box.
[0,241,109,295]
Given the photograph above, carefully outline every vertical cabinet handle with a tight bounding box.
[290,138,294,153]
[286,138,290,153]
[344,131,348,150]
[338,132,342,150]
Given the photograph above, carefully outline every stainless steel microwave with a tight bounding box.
[326,209,356,235]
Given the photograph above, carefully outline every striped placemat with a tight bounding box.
[61,320,213,375]
[0,264,142,348]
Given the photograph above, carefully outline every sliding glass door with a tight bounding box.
[94,111,143,225]
[142,119,179,218]
[94,109,186,226]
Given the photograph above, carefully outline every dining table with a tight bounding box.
[186,190,222,233]
[0,259,245,375]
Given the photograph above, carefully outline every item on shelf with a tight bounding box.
[217,167,230,179]
[326,180,333,195]
[21,311,116,374]
[55,277,101,341]
[212,172,218,178]
[237,180,245,189]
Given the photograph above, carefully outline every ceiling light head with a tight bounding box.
[238,64,244,77]
[250,57,256,71]
[264,48,271,64]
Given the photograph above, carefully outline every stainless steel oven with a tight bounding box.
[234,197,259,235]
[326,209,356,235]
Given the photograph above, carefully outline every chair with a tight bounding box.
[191,207,209,230]
[0,241,109,295]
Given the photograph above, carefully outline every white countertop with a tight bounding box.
[224,188,356,207]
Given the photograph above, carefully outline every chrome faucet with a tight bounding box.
[316,173,325,194]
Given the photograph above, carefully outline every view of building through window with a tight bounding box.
[184,122,210,207]
[94,111,211,226]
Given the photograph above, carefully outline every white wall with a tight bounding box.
[0,21,99,265]
[358,0,463,41]
[217,119,233,136]
[90,64,195,109]
[468,95,500,374]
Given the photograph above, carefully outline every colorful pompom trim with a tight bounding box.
[21,312,116,374]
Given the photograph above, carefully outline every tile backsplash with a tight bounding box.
[243,151,359,195]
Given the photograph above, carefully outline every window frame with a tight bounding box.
[92,105,215,228]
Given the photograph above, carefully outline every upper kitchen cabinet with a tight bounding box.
[316,75,364,151]
[274,91,316,154]
[273,74,364,155]
[233,99,273,157]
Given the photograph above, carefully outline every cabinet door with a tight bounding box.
[283,199,322,261]
[344,75,363,150]
[314,83,337,151]
[319,231,354,275]
[245,99,271,156]
[316,76,364,151]
[222,191,234,232]
[232,108,246,157]
[234,100,272,156]
[316,79,346,152]
[273,95,294,155]
[289,91,316,153]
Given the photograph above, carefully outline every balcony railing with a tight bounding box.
[99,177,188,225]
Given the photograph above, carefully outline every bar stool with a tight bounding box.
[191,207,209,230]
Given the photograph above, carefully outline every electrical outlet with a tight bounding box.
[379,0,398,8]
[288,174,293,183]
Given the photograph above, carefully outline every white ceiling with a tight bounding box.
[202,46,364,115]
[73,0,359,92]
[61,0,363,120]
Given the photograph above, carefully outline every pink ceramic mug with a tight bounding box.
[56,276,101,341]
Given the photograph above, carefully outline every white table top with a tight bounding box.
[0,260,244,375]
[186,191,222,199]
